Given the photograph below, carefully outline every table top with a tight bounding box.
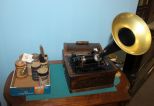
[4,60,130,106]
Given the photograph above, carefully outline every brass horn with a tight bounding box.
[102,12,152,56]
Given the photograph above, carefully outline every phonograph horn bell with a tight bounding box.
[102,12,152,57]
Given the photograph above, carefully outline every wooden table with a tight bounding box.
[4,61,130,106]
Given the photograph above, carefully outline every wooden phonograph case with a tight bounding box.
[63,42,118,92]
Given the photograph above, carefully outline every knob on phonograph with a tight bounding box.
[103,12,152,56]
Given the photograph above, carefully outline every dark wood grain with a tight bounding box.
[4,60,130,106]
[64,56,117,92]
[63,43,117,92]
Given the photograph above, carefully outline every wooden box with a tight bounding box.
[63,41,118,92]
[10,54,51,96]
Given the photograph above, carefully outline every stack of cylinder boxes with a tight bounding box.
[15,53,49,85]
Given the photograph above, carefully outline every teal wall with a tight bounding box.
[0,0,138,105]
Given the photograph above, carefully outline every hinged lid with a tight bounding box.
[63,41,103,56]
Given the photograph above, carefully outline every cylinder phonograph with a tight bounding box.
[63,12,152,92]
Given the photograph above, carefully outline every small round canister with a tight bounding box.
[27,63,32,76]
[31,61,41,81]
[37,67,49,84]
[15,60,27,78]
[40,61,48,68]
